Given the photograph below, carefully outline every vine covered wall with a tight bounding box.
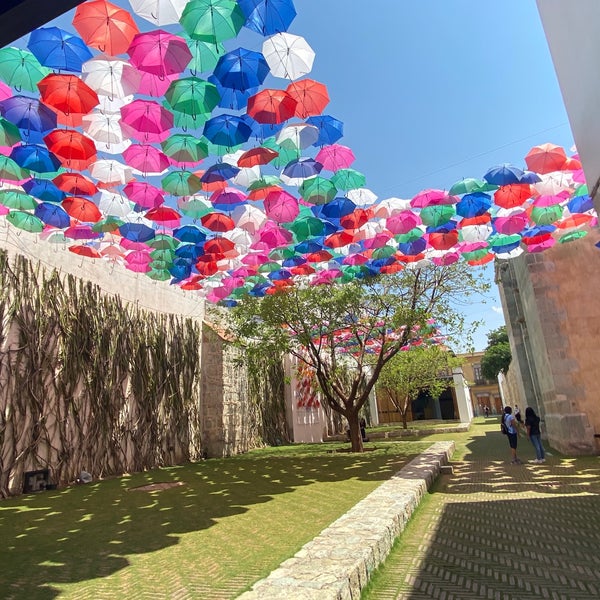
[0,251,207,497]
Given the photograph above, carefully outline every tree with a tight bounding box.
[480,326,511,380]
[228,265,488,452]
[377,345,462,429]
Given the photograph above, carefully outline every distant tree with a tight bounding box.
[480,326,511,380]
[377,346,462,429]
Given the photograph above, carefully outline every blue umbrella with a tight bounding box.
[483,163,524,186]
[242,114,284,140]
[455,192,492,218]
[320,197,356,219]
[34,202,70,228]
[173,225,208,244]
[306,115,344,146]
[295,239,324,254]
[200,162,240,183]
[398,237,427,255]
[518,170,542,184]
[567,194,594,213]
[10,144,61,173]
[23,178,66,203]
[119,223,156,243]
[174,243,204,260]
[27,27,93,72]
[169,258,193,282]
[239,0,297,36]
[282,157,323,180]
[203,113,252,146]
[213,47,270,91]
[0,96,57,139]
[208,74,257,110]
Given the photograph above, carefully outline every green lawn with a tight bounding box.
[0,440,431,599]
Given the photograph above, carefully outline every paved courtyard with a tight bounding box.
[364,419,600,599]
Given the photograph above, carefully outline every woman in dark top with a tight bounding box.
[525,407,545,463]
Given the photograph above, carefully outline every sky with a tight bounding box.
[13,0,575,351]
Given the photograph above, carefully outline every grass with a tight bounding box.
[0,439,432,600]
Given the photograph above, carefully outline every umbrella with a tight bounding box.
[320,197,356,219]
[130,0,188,25]
[73,0,139,55]
[53,172,98,196]
[455,192,492,218]
[239,0,297,36]
[285,213,324,240]
[200,162,240,182]
[419,204,455,227]
[161,133,209,164]
[276,123,319,149]
[92,215,124,233]
[38,73,99,118]
[23,177,65,203]
[339,207,371,230]
[201,211,235,232]
[34,202,71,228]
[180,0,246,43]
[298,176,337,204]
[0,117,22,147]
[493,184,532,208]
[89,159,134,186]
[128,29,192,78]
[81,110,129,152]
[120,99,173,143]
[27,27,93,72]
[164,76,220,116]
[247,88,297,124]
[237,146,278,167]
[62,196,102,222]
[124,181,165,208]
[492,210,529,235]
[263,189,299,223]
[330,168,366,191]
[525,143,567,174]
[161,170,203,195]
[210,186,247,210]
[262,32,315,80]
[0,155,29,181]
[0,96,57,138]
[213,47,270,91]
[6,210,44,233]
[305,115,344,146]
[483,163,524,186]
[0,189,37,210]
[203,113,252,147]
[81,54,141,100]
[386,211,422,234]
[448,177,496,196]
[98,190,134,217]
[44,129,97,170]
[281,157,322,185]
[530,204,564,225]
[0,47,50,92]
[286,79,329,118]
[411,189,457,208]
[123,144,170,175]
[315,144,355,172]
[207,74,257,111]
[186,37,225,76]
[146,206,181,227]
[230,203,267,234]
[173,224,207,243]
[10,143,61,173]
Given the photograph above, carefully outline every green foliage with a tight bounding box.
[481,325,511,379]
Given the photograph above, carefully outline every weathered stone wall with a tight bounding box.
[497,231,600,454]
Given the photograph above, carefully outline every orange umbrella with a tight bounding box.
[286,79,329,119]
[38,74,99,116]
[493,184,532,209]
[247,88,297,124]
[69,245,101,258]
[237,147,279,168]
[62,196,102,222]
[201,212,235,232]
[73,0,139,56]
[524,143,568,174]
[44,129,97,170]
[53,172,98,196]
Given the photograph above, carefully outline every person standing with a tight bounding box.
[503,406,522,464]
[514,404,522,423]
[525,407,545,463]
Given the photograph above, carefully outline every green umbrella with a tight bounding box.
[185,37,225,75]
[165,77,220,116]
[177,196,212,219]
[573,183,588,197]
[268,247,295,261]
[462,248,490,261]
[180,0,246,43]
[558,230,587,244]
[150,248,176,262]
[0,117,22,147]
[298,176,337,205]
[161,134,209,164]
[167,105,210,130]
[449,177,497,196]
[330,168,366,191]
[394,227,425,243]
[285,214,325,241]
[530,204,563,225]
[147,233,180,250]
[419,204,456,227]
[261,137,298,167]
[92,216,124,233]
[258,261,282,273]
[371,245,396,259]
[488,233,521,247]
[161,170,203,196]
[6,210,44,233]
[0,47,50,92]
[247,175,282,190]
[148,260,172,271]
[0,189,37,210]
[146,268,172,281]
[0,155,29,181]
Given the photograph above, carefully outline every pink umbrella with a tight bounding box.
[361,231,393,249]
[493,212,529,235]
[263,189,299,223]
[137,71,178,96]
[431,252,460,266]
[120,99,173,143]
[386,210,421,234]
[121,238,151,251]
[123,181,165,208]
[0,81,12,101]
[315,144,355,172]
[128,29,192,78]
[123,144,170,175]
[456,240,488,253]
[242,252,269,266]
[125,249,152,266]
[410,189,459,208]
[532,193,567,207]
[256,221,293,248]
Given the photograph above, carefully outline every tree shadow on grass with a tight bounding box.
[0,443,425,599]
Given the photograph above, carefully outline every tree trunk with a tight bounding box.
[402,411,408,429]
[347,410,364,452]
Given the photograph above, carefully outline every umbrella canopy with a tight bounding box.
[89,159,134,186]
[247,88,296,124]
[128,29,192,78]
[123,144,170,175]
[53,172,98,196]
[0,117,22,147]
[493,183,532,208]
[239,0,297,36]
[35,202,71,228]
[305,114,344,146]
[10,143,60,173]
[124,180,165,208]
[161,169,203,195]
[0,96,57,138]
[315,143,355,172]
[262,32,315,80]
[23,177,65,203]
[525,143,567,174]
[6,210,44,232]
[286,79,329,118]
[263,189,299,222]
[81,110,130,152]
[27,26,93,72]
[0,189,37,210]
[0,47,50,92]
[276,123,319,149]
[213,47,270,91]
[44,129,97,170]
[62,196,102,222]
[130,0,188,26]
[203,113,252,146]
[164,76,219,116]
[186,37,225,75]
[180,0,246,43]
[161,133,209,164]
[81,54,141,99]
[455,192,492,218]
[120,99,173,143]
[298,175,337,204]
[281,157,322,185]
[237,146,278,167]
[483,163,524,186]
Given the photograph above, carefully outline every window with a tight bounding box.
[473,364,485,385]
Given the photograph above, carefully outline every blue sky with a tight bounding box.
[19,0,574,351]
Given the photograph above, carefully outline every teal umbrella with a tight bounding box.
[0,117,22,147]
[185,37,225,75]
[449,177,497,196]
[530,204,563,225]
[0,47,50,91]
[298,176,337,205]
[6,210,44,232]
[161,133,209,164]
[285,214,325,241]
[180,0,246,43]
[164,76,220,116]
[0,155,29,181]
[0,189,37,210]
[419,204,455,227]
[161,170,203,196]
[330,168,366,191]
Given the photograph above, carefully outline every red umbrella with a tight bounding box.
[201,211,235,232]
[38,74,99,116]
[524,143,567,174]
[62,197,102,222]
[340,208,372,230]
[247,88,297,124]
[128,30,192,78]
[145,205,181,227]
[44,129,97,170]
[120,99,173,143]
[69,245,101,258]
[324,231,353,248]
[195,257,219,277]
[73,0,139,55]
[427,230,458,250]
[237,147,279,168]
[203,237,236,255]
[493,184,532,208]
[286,79,329,118]
[53,172,98,196]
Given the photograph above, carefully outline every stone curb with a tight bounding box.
[236,441,455,600]
[326,424,469,443]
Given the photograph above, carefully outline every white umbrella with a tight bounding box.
[262,33,315,80]
[90,159,134,186]
[230,204,267,236]
[533,171,575,196]
[129,0,188,26]
[82,55,141,100]
[276,123,319,149]
[98,190,135,217]
[233,165,261,188]
[223,227,254,251]
[459,224,493,243]
[371,197,411,218]
[346,187,378,206]
[82,110,131,154]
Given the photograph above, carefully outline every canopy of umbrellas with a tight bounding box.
[0,0,596,305]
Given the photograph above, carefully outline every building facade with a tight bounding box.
[459,352,503,416]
